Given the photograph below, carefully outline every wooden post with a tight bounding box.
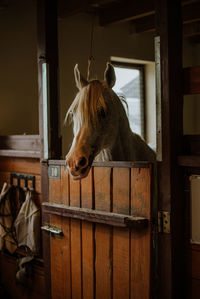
[36,1,61,299]
[37,0,61,160]
[155,1,184,298]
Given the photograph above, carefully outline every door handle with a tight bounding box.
[41,225,63,237]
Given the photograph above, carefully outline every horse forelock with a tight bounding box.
[66,80,107,134]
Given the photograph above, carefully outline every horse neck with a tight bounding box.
[111,120,133,161]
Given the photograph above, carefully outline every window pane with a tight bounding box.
[113,66,144,137]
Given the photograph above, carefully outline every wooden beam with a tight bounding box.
[131,2,200,34]
[155,0,184,298]
[48,159,152,168]
[42,202,149,228]
[99,0,154,26]
[0,135,41,158]
[37,0,61,160]
[130,15,155,33]
[0,135,40,151]
[182,1,200,23]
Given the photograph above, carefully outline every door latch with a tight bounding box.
[41,225,63,238]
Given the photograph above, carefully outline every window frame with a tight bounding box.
[111,61,146,140]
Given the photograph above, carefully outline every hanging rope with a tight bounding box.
[87,14,95,81]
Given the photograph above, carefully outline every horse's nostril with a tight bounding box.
[79,157,87,167]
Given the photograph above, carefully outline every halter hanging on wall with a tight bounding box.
[10,173,35,191]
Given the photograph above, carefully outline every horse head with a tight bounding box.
[65,63,119,180]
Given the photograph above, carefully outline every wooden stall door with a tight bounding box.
[42,161,156,299]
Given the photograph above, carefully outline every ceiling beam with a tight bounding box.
[98,0,154,26]
[130,1,200,34]
[182,1,200,23]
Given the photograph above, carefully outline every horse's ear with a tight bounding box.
[104,63,116,88]
[74,64,88,90]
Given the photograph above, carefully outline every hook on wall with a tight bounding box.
[10,173,35,191]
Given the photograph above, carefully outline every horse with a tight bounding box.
[65,63,156,180]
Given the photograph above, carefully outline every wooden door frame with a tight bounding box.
[155,1,185,298]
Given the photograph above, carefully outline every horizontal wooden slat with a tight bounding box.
[131,2,200,34]
[0,149,40,158]
[42,202,148,228]
[183,66,200,95]
[0,135,40,151]
[0,157,40,175]
[99,0,154,26]
[49,159,151,168]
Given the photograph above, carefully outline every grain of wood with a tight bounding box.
[131,167,151,299]
[113,168,130,299]
[61,166,69,205]
[81,170,94,298]
[70,177,82,299]
[70,178,81,207]
[94,167,112,299]
[0,157,40,174]
[50,215,71,299]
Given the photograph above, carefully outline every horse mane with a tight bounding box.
[65,80,107,133]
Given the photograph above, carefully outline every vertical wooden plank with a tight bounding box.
[40,161,51,299]
[81,170,93,209]
[51,215,71,299]
[61,165,69,205]
[94,167,111,211]
[49,177,61,204]
[70,178,80,207]
[131,167,151,299]
[95,224,112,299]
[49,166,71,298]
[70,219,82,299]
[81,170,94,299]
[113,168,130,299]
[94,167,112,299]
[70,177,82,299]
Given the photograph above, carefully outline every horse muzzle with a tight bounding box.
[66,154,94,180]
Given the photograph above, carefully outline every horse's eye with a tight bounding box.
[69,111,73,117]
[98,108,106,120]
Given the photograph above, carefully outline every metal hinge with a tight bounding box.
[158,211,171,233]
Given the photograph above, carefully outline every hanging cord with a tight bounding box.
[87,14,96,81]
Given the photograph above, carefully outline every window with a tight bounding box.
[112,62,145,139]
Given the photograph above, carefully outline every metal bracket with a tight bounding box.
[158,211,170,233]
